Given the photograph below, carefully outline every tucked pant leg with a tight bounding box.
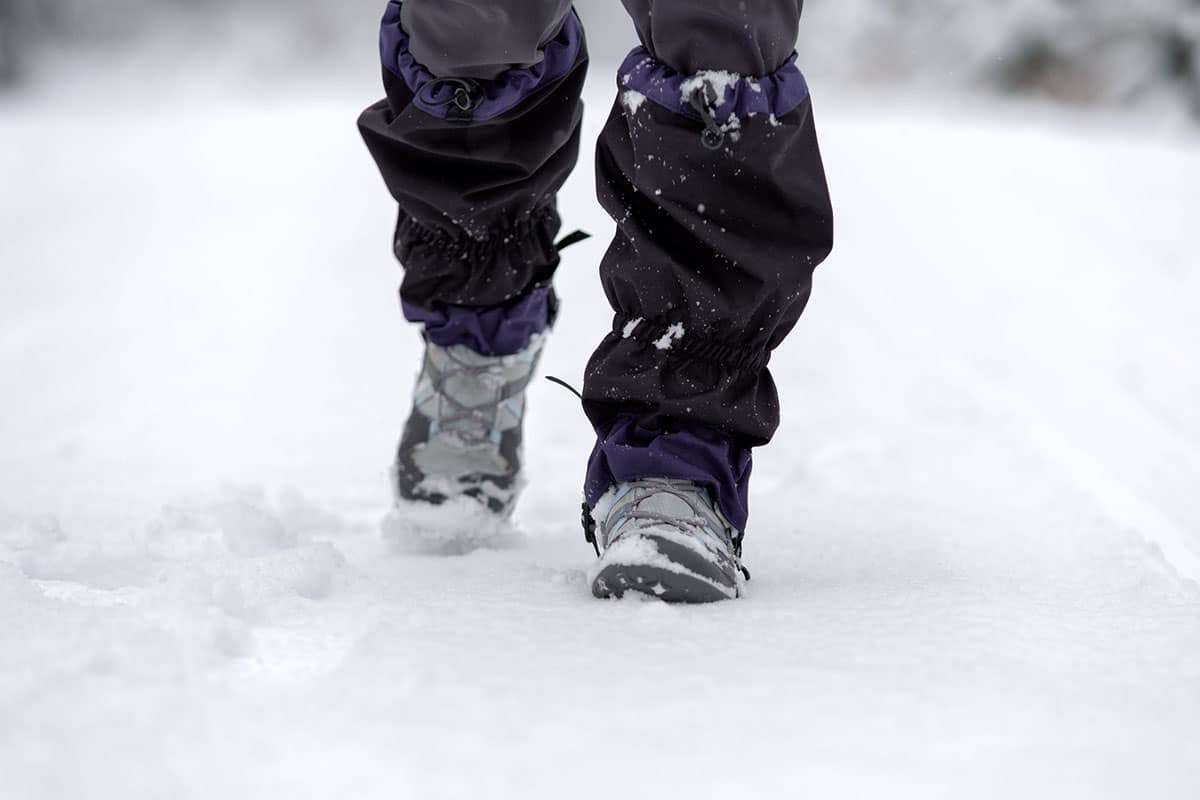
[621,0,804,76]
[401,0,574,80]
[358,1,587,355]
[583,0,833,532]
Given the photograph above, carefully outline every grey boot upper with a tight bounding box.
[591,478,746,602]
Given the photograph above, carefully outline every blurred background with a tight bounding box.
[1,0,1199,118]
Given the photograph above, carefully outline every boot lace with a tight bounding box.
[426,348,533,445]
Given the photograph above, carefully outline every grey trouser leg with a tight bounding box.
[621,0,804,75]
[401,0,574,79]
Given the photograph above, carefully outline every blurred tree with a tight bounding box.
[797,0,1200,118]
[0,0,1196,119]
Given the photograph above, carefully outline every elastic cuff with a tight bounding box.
[394,205,561,309]
[614,315,771,374]
[403,286,554,358]
[379,1,584,121]
[617,46,810,126]
[584,415,753,533]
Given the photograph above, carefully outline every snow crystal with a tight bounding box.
[621,89,647,115]
[679,70,742,107]
[653,323,686,351]
[622,318,644,339]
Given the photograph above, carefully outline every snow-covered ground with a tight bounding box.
[2,73,1200,798]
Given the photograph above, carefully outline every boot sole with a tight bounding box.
[591,533,740,603]
[591,563,737,603]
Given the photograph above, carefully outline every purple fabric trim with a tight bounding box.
[585,415,753,533]
[403,287,551,358]
[379,1,584,122]
[618,47,810,126]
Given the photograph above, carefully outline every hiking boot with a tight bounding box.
[588,478,746,603]
[393,335,543,517]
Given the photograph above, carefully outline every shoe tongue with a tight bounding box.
[635,489,694,519]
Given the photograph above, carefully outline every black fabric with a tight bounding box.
[357,15,588,310]
[361,0,833,458]
[584,82,833,450]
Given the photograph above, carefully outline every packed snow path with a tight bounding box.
[2,84,1199,798]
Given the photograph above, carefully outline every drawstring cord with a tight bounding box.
[544,375,584,401]
[541,233,590,399]
[554,229,592,252]
[418,77,482,113]
[688,83,726,151]
[543,376,596,555]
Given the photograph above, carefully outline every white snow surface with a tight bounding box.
[2,78,1200,798]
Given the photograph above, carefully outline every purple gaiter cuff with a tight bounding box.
[618,46,811,124]
[585,415,753,533]
[402,286,552,357]
[380,1,584,121]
